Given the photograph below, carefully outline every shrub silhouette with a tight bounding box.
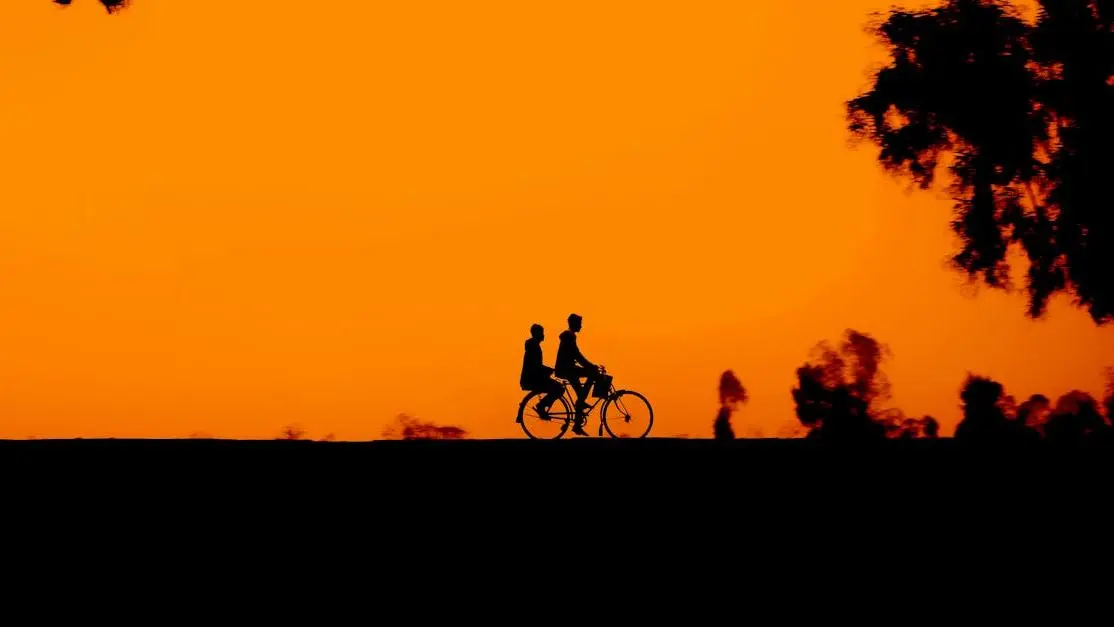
[882,411,941,439]
[381,414,468,441]
[277,424,308,441]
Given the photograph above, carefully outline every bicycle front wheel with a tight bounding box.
[518,392,574,440]
[602,391,653,438]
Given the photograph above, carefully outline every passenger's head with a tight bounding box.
[568,313,583,332]
[530,324,544,341]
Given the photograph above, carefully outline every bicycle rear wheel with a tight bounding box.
[602,391,653,438]
[518,392,574,440]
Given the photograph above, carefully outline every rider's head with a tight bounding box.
[530,323,544,341]
[568,313,583,332]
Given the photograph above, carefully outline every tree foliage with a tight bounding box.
[849,0,1114,324]
[54,0,131,13]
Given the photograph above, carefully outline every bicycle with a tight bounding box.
[515,367,654,439]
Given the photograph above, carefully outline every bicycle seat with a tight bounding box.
[554,377,571,384]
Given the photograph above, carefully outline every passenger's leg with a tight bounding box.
[539,379,563,411]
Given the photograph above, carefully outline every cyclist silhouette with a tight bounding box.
[519,324,564,419]
[556,313,599,436]
[515,314,653,440]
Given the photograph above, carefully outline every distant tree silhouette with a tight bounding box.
[1017,393,1053,435]
[848,0,1114,324]
[923,417,940,438]
[381,414,468,440]
[791,330,901,441]
[714,370,749,440]
[882,411,941,439]
[955,375,1061,443]
[277,424,307,441]
[1045,390,1110,443]
[956,375,1013,442]
[53,0,131,12]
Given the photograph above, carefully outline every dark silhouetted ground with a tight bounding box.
[5,437,1107,580]
[5,437,1110,510]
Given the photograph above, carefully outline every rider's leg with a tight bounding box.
[572,367,599,408]
[569,371,594,435]
[568,372,590,409]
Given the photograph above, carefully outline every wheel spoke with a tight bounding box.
[602,391,653,438]
[519,393,573,439]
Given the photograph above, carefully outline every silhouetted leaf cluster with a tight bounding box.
[53,0,131,13]
[849,0,1114,324]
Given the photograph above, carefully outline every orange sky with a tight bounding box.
[1,0,1111,440]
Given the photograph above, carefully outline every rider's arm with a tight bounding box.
[575,342,597,371]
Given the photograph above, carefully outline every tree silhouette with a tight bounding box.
[791,330,895,441]
[848,0,1114,324]
[1045,390,1110,443]
[53,0,131,12]
[791,330,940,441]
[955,374,1062,442]
[714,370,748,440]
[955,375,1013,442]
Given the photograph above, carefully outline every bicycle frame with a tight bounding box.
[552,376,619,436]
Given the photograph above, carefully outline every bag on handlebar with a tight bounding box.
[592,373,613,398]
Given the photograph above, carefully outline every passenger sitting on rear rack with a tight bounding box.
[519,323,564,420]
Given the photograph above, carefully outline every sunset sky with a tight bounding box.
[2,0,1111,440]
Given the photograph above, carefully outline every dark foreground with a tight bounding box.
[5,438,1109,572]
[5,437,1111,503]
